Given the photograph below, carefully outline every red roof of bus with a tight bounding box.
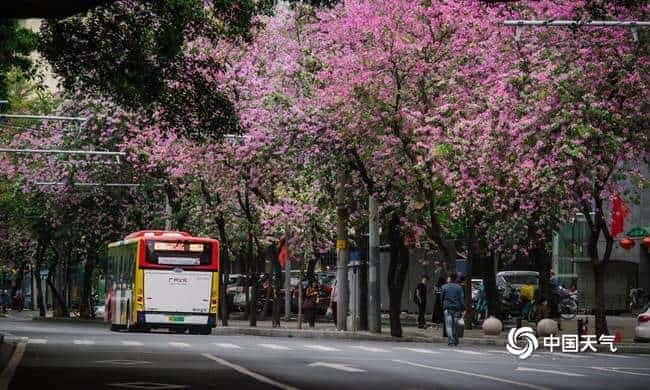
[123,230,217,243]
[125,230,191,239]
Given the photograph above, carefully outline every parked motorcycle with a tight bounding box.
[558,288,578,320]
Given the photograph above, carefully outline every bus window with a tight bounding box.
[144,240,213,266]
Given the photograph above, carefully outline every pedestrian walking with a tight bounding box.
[432,275,445,326]
[442,276,465,346]
[13,290,24,311]
[414,275,428,328]
[303,281,319,328]
[328,279,338,326]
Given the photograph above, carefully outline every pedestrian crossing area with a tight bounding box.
[12,335,647,361]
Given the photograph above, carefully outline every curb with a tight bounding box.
[32,316,104,324]
[212,326,507,346]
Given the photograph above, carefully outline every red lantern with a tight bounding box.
[642,236,650,252]
[619,237,635,250]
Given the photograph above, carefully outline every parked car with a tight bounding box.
[226,274,245,311]
[94,301,105,319]
[634,306,650,342]
[496,271,539,291]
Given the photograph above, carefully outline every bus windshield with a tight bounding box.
[145,240,213,266]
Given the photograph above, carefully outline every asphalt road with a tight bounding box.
[1,316,649,390]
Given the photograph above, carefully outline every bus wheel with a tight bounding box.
[110,324,122,332]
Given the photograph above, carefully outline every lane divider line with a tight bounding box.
[0,342,26,390]
[590,366,650,377]
[202,353,301,390]
[439,348,488,356]
[305,345,340,352]
[516,366,586,377]
[258,344,292,351]
[349,346,388,353]
[121,341,144,346]
[393,347,440,354]
[26,339,47,345]
[392,359,551,390]
[169,342,191,349]
[73,340,95,345]
[213,343,242,349]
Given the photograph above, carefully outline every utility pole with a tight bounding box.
[336,167,349,331]
[368,194,381,333]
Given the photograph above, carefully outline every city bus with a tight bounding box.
[105,230,219,334]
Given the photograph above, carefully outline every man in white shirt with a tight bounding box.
[329,279,338,327]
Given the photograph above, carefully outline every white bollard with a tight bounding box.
[483,316,503,336]
[536,318,559,337]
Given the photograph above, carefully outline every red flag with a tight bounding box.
[611,194,630,238]
[278,242,287,268]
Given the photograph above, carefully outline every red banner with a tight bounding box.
[278,243,287,268]
[611,194,630,238]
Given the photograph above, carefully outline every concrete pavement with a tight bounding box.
[1,314,650,389]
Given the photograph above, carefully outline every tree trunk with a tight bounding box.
[387,215,409,337]
[464,222,478,330]
[249,272,258,327]
[220,271,229,326]
[46,277,69,317]
[79,255,95,319]
[533,246,551,307]
[484,253,498,317]
[34,242,47,317]
[593,262,609,336]
[34,266,46,317]
[360,259,368,331]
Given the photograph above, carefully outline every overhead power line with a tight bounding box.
[504,19,650,41]
[0,113,87,122]
[0,148,125,157]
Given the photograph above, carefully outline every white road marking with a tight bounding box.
[27,338,48,344]
[213,343,242,349]
[121,341,144,347]
[259,344,292,351]
[95,360,152,366]
[73,340,95,346]
[308,362,366,373]
[349,346,388,353]
[305,345,340,352]
[439,348,488,356]
[588,353,632,359]
[0,342,26,390]
[538,352,589,359]
[106,382,188,389]
[590,366,650,377]
[202,353,301,390]
[169,342,191,349]
[394,347,440,354]
[516,366,586,377]
[393,360,551,390]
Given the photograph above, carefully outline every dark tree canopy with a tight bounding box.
[39,0,273,140]
[0,19,38,105]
